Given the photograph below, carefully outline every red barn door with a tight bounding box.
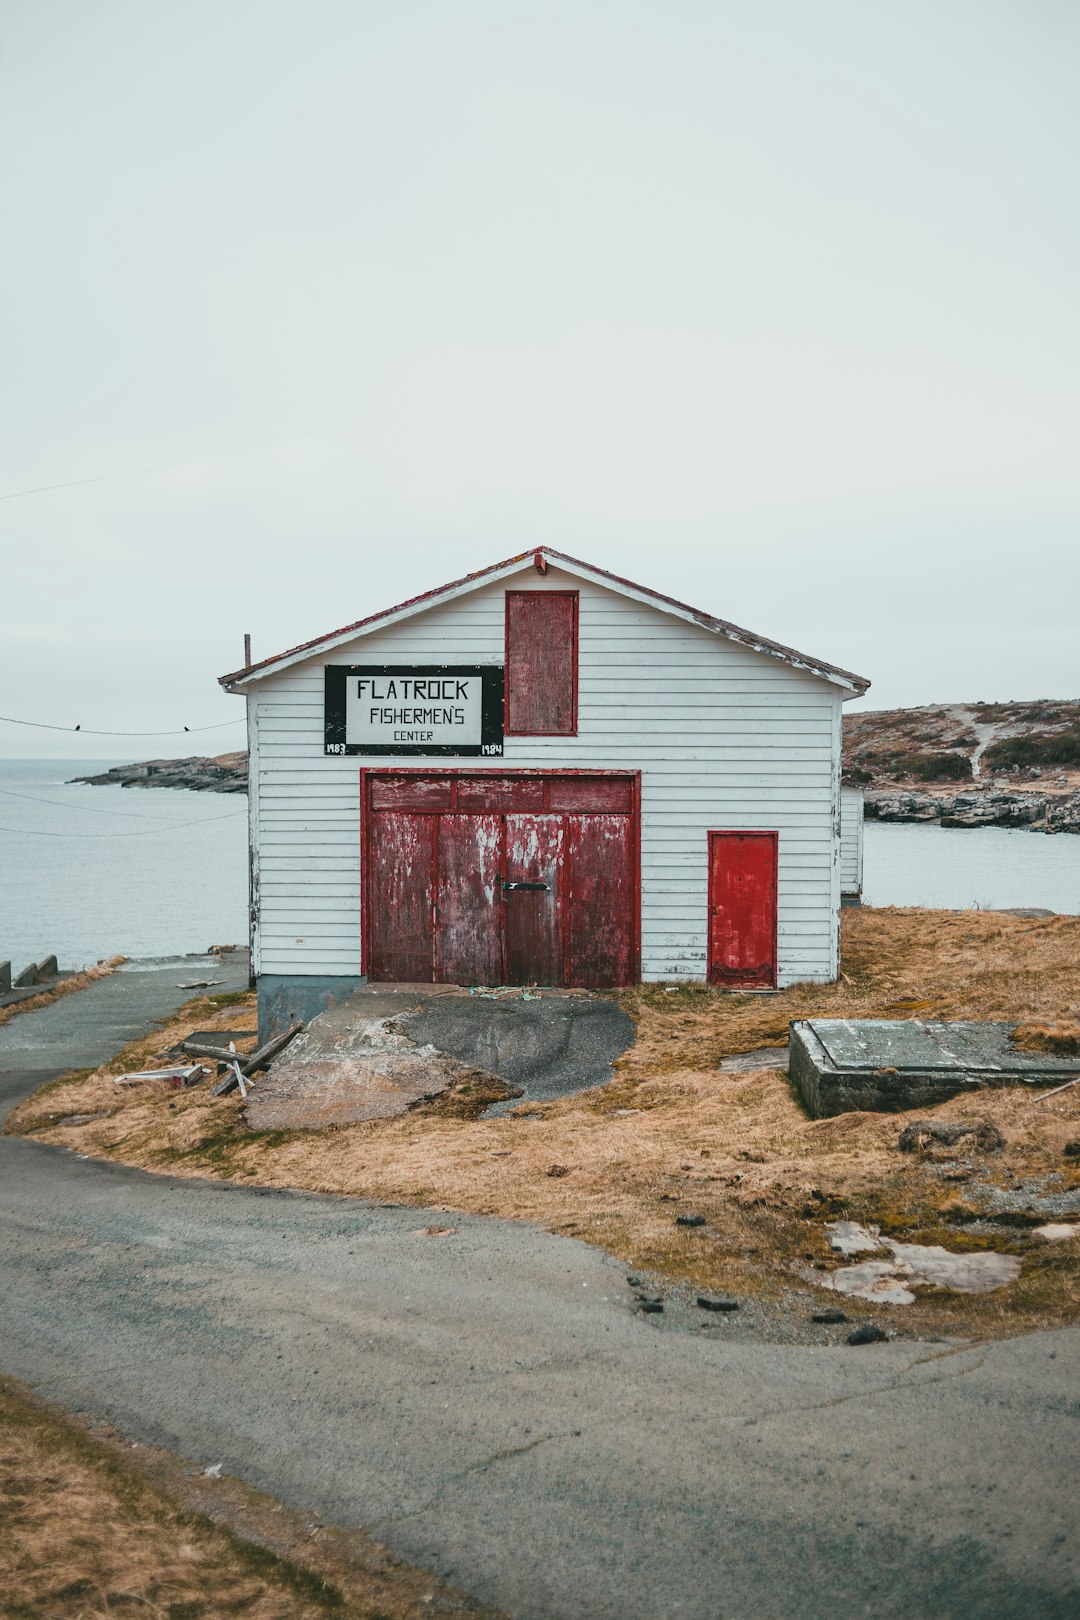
[362,772,639,987]
[708,831,778,988]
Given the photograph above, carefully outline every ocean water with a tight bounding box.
[1,760,249,972]
[862,819,1080,913]
[3,760,1079,975]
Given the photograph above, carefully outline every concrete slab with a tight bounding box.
[400,993,635,1109]
[245,985,635,1129]
[245,1007,498,1130]
[790,1018,1080,1117]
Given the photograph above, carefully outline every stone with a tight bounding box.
[1063,1142,1080,1159]
[821,1261,917,1306]
[638,1300,664,1314]
[696,1296,739,1312]
[676,1214,706,1227]
[812,1236,1022,1306]
[847,1324,888,1345]
[33,955,59,983]
[811,1308,849,1324]
[826,1221,884,1256]
[898,1119,1005,1154]
[1033,1224,1078,1243]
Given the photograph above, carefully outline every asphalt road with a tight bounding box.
[1,976,1078,1618]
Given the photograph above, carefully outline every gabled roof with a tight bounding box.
[219,547,870,695]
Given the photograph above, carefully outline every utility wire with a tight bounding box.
[0,785,240,819]
[0,714,244,737]
[0,459,208,503]
[0,808,247,838]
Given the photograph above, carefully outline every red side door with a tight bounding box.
[708,831,777,988]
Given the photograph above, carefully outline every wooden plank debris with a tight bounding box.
[114,1065,206,1088]
[209,1022,304,1097]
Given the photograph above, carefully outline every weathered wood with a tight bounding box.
[115,1065,206,1087]
[240,1021,304,1075]
[505,590,577,735]
[210,1022,304,1096]
[245,566,851,986]
[180,1041,242,1061]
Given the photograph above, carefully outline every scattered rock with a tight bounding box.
[546,1164,571,1178]
[811,1308,849,1324]
[1033,1224,1078,1243]
[847,1324,888,1346]
[696,1296,739,1312]
[626,1275,642,1287]
[826,1220,884,1256]
[898,1119,1005,1154]
[1063,1142,1080,1159]
[638,1300,664,1314]
[676,1213,707,1227]
[819,1261,917,1305]
[812,1233,1022,1305]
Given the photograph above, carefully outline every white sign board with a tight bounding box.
[324,664,504,756]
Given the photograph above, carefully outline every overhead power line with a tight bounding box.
[0,808,246,838]
[0,458,207,503]
[0,785,191,818]
[0,714,244,737]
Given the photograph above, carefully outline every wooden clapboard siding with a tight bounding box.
[247,565,845,984]
[840,786,864,897]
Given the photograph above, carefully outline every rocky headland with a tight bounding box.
[69,701,1080,833]
[845,701,1080,834]
[71,752,248,794]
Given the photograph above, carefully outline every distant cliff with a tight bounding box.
[71,752,248,794]
[843,701,1080,833]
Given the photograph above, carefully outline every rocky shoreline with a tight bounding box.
[71,753,248,794]
[865,787,1080,834]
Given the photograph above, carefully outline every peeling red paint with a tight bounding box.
[708,831,778,989]
[362,770,639,987]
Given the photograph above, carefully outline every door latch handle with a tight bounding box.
[501,881,549,892]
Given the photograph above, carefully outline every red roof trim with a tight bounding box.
[219,546,869,693]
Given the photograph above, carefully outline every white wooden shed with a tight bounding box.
[840,786,865,903]
[220,549,869,1034]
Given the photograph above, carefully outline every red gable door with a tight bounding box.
[708,831,778,989]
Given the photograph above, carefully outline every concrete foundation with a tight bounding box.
[256,974,365,1043]
[789,1018,1080,1118]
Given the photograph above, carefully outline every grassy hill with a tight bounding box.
[843,701,1080,792]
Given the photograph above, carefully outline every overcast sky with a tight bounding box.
[2,0,1077,758]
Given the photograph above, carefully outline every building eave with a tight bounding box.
[219,546,870,696]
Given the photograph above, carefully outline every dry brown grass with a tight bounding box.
[0,1374,499,1620]
[1012,1018,1080,1056]
[0,957,125,1029]
[9,910,1080,1336]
